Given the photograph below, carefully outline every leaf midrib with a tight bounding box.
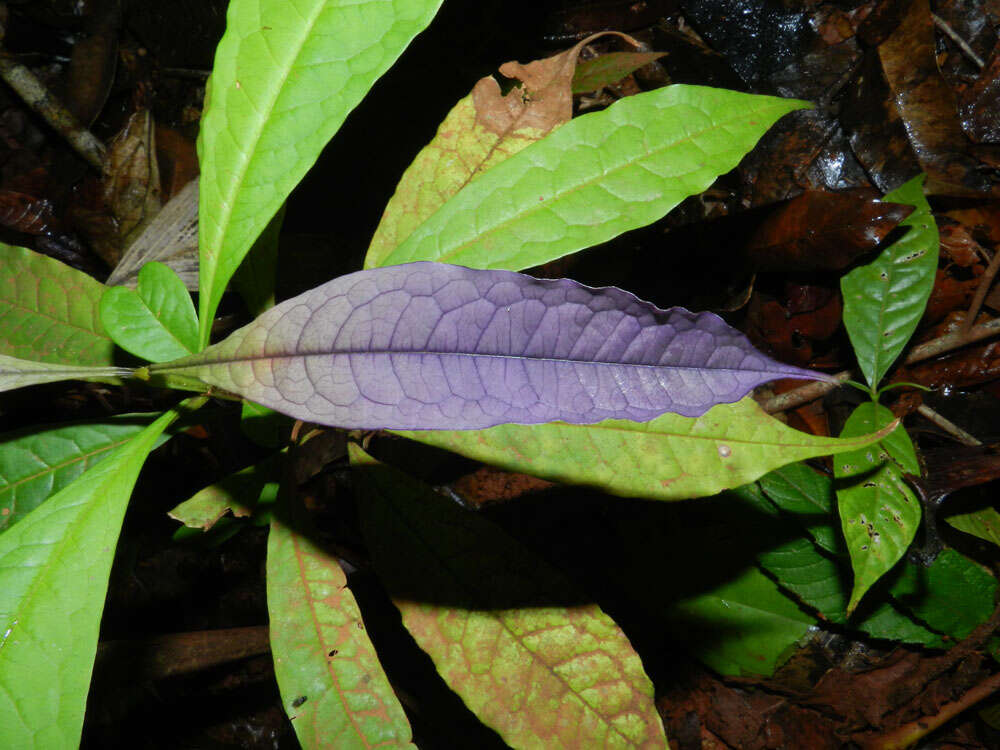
[201,0,327,307]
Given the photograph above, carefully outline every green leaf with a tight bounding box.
[168,455,281,531]
[0,415,163,531]
[197,0,444,347]
[0,353,130,392]
[267,518,415,749]
[240,400,292,449]
[379,85,807,271]
[100,261,199,362]
[666,566,813,676]
[233,204,284,317]
[841,175,938,390]
[945,506,1000,547]
[366,39,591,269]
[834,403,921,613]
[0,407,179,747]
[400,397,894,501]
[743,479,945,646]
[0,243,115,366]
[617,496,813,677]
[758,462,841,553]
[350,444,668,748]
[571,51,667,94]
[888,549,996,640]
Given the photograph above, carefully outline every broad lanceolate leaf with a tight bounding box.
[403,397,894,501]
[366,36,600,269]
[350,445,668,749]
[834,403,921,613]
[378,86,807,271]
[153,262,825,430]
[0,353,130,392]
[267,519,414,749]
[0,408,178,748]
[0,243,114,366]
[0,415,162,531]
[101,261,199,362]
[197,0,445,347]
[841,175,939,390]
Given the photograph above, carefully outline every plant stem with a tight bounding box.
[762,317,1000,413]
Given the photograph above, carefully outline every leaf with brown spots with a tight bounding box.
[350,445,668,749]
[267,519,414,749]
[834,403,922,614]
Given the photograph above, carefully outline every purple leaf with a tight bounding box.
[155,263,828,430]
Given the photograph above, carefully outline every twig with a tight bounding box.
[916,404,982,446]
[0,51,105,169]
[932,13,986,70]
[962,248,1000,334]
[863,670,1000,749]
[763,317,1000,413]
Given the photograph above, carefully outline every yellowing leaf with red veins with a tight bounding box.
[350,445,669,749]
[365,32,636,269]
[267,519,414,749]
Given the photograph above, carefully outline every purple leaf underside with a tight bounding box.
[161,263,827,430]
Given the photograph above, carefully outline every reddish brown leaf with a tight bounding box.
[746,189,913,272]
[957,40,1000,144]
[878,0,1000,196]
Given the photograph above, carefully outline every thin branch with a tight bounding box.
[916,404,982,446]
[962,248,1000,334]
[863,670,1000,749]
[932,12,986,69]
[0,52,105,169]
[763,317,1000,413]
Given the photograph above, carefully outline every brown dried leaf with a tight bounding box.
[878,0,1000,196]
[746,189,913,272]
[100,109,162,265]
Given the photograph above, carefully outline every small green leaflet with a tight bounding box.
[841,175,939,390]
[571,51,667,94]
[101,261,199,362]
[946,506,1000,547]
[834,403,921,613]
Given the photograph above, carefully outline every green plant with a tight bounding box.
[0,2,987,748]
